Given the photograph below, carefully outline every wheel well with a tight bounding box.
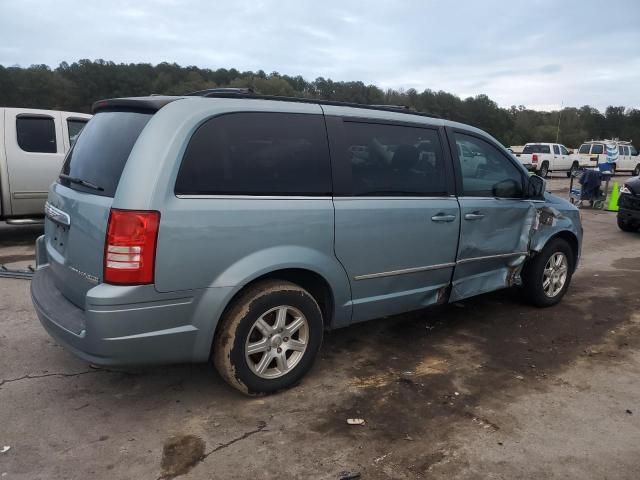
[547,231,579,271]
[220,268,334,329]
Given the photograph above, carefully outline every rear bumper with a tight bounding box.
[31,266,223,366]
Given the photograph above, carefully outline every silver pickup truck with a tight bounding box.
[0,108,91,223]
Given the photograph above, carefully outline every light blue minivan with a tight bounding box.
[31,91,582,394]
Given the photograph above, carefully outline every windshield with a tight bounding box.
[522,144,550,154]
[60,111,152,197]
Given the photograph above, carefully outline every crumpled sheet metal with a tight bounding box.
[450,203,568,302]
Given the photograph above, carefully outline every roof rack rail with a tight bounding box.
[183,91,441,119]
[185,87,255,97]
[369,104,410,110]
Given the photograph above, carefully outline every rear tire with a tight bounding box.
[633,164,640,177]
[539,162,549,178]
[213,280,323,395]
[618,217,639,232]
[521,238,574,307]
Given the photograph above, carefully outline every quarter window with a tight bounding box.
[454,133,524,198]
[591,144,604,155]
[16,116,57,153]
[342,122,447,196]
[67,119,88,145]
[175,113,331,196]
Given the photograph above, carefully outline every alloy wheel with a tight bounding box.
[542,252,568,298]
[245,305,309,379]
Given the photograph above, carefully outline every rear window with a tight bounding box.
[591,144,603,155]
[60,111,152,197]
[16,116,57,153]
[67,118,88,145]
[522,144,551,154]
[578,144,590,154]
[175,112,331,196]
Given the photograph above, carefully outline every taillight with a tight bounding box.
[532,154,538,163]
[104,209,160,285]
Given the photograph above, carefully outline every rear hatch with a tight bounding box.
[576,143,603,164]
[516,144,549,167]
[45,110,153,307]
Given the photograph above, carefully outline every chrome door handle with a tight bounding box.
[464,213,485,220]
[431,214,456,222]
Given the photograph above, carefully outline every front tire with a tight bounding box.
[633,164,640,177]
[567,162,579,178]
[618,217,639,232]
[521,238,574,307]
[213,280,323,395]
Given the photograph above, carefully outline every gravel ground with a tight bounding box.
[0,176,639,479]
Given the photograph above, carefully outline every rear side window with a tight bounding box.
[342,121,447,196]
[591,144,603,155]
[67,119,88,144]
[620,146,629,155]
[578,144,590,154]
[553,145,560,154]
[16,116,57,153]
[60,111,152,197]
[176,113,331,196]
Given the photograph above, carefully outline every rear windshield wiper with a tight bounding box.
[59,174,104,192]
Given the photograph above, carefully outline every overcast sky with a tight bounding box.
[1,0,639,111]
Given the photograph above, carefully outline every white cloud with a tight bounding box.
[0,0,639,110]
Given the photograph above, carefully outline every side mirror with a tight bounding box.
[527,174,546,199]
[493,178,523,198]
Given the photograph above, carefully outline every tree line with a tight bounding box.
[1,59,638,148]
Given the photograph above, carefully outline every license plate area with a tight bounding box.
[51,223,69,254]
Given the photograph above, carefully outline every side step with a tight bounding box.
[0,264,35,280]
[5,218,44,226]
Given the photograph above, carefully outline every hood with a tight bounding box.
[543,191,577,211]
[624,176,640,195]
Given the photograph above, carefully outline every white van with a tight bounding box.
[0,108,91,222]
[576,140,639,175]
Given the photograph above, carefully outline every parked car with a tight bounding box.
[576,140,639,175]
[515,142,580,178]
[618,177,640,232]
[31,93,583,395]
[0,108,91,223]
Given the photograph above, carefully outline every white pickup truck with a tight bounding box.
[0,108,91,223]
[515,142,582,178]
